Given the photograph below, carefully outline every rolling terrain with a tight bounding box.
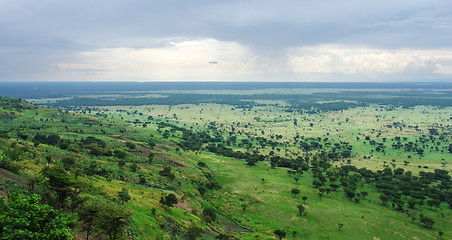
[0,83,451,240]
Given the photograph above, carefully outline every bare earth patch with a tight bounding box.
[175,199,192,212]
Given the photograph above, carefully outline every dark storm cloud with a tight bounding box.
[2,0,450,50]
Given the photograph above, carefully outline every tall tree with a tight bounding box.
[41,165,74,209]
[78,201,99,240]
[95,202,132,240]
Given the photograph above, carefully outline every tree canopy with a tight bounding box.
[0,191,74,240]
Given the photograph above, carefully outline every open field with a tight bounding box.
[90,102,452,173]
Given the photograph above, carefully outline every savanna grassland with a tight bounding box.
[1,82,451,240]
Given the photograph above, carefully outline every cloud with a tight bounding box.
[47,40,452,81]
[287,45,452,75]
[1,0,450,50]
[51,39,268,81]
[0,0,451,81]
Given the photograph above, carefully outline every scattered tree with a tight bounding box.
[274,229,286,240]
[291,188,300,197]
[420,215,435,228]
[297,204,306,216]
[202,207,217,223]
[117,188,131,205]
[160,193,178,208]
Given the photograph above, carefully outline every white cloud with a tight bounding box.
[287,45,452,75]
[51,38,273,81]
[48,42,452,81]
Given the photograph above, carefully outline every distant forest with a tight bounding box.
[43,91,452,112]
[1,81,450,112]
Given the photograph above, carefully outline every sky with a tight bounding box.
[1,0,452,82]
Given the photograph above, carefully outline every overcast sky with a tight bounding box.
[1,0,451,82]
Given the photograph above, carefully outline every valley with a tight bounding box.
[0,82,451,239]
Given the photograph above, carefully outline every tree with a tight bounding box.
[379,194,389,205]
[420,215,435,228]
[297,204,306,216]
[186,226,203,240]
[246,158,257,166]
[25,174,42,192]
[160,193,178,207]
[95,202,132,240]
[125,142,136,150]
[159,166,172,176]
[0,191,74,239]
[148,152,155,163]
[302,196,308,203]
[41,165,74,209]
[274,229,286,240]
[62,156,76,170]
[202,207,217,223]
[78,201,99,240]
[129,163,138,173]
[291,188,300,197]
[117,188,131,205]
[114,150,127,159]
[427,199,441,210]
[344,187,356,200]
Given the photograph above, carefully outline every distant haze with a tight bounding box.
[1,0,451,82]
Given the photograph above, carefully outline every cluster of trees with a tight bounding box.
[206,143,266,166]
[0,190,74,239]
[374,168,451,211]
[33,133,113,157]
[0,165,133,240]
[156,122,221,151]
[302,158,450,228]
[47,94,258,108]
[290,101,365,113]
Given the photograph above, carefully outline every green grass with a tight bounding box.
[195,153,451,239]
[92,104,451,173]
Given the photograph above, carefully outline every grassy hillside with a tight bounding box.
[1,97,451,240]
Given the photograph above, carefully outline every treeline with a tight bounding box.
[46,94,258,108]
[156,121,222,151]
[290,101,366,113]
[43,90,452,113]
[206,143,266,166]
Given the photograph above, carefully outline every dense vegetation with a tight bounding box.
[44,90,452,111]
